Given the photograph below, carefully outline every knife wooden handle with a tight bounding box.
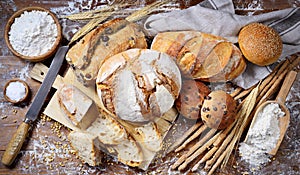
[1,122,30,166]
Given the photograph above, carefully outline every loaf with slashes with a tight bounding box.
[151,31,247,82]
[96,48,182,123]
[66,19,147,86]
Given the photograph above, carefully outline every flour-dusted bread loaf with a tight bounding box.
[57,84,98,129]
[96,48,182,123]
[151,31,246,82]
[66,18,147,86]
[175,79,211,119]
[68,131,103,166]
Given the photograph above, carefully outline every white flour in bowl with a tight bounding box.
[9,10,58,57]
[239,103,285,168]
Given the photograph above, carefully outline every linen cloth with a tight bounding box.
[143,0,300,89]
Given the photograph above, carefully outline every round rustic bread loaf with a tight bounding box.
[238,23,282,66]
[201,90,237,130]
[175,79,210,119]
[96,49,181,123]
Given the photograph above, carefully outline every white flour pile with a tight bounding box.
[9,10,58,57]
[239,103,285,168]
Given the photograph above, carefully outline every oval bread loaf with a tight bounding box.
[66,18,147,86]
[96,48,182,123]
[151,31,246,82]
[201,90,237,130]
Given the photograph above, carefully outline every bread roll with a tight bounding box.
[201,90,237,130]
[66,18,147,86]
[151,31,246,82]
[175,79,211,119]
[238,23,282,66]
[96,49,181,123]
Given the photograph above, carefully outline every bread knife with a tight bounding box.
[1,46,69,166]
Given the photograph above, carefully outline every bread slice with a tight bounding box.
[112,135,143,167]
[68,131,103,166]
[194,41,233,79]
[86,110,127,145]
[151,31,202,58]
[57,84,98,129]
[203,44,247,82]
[66,18,147,86]
[86,110,144,167]
[134,122,162,152]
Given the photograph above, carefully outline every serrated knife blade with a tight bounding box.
[1,46,69,166]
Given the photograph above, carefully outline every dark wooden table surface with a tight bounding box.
[0,0,299,174]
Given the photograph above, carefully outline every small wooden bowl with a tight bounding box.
[4,6,62,62]
[4,79,30,104]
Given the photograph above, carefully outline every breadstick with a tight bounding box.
[167,122,202,153]
[230,87,243,98]
[178,130,220,171]
[207,139,234,175]
[193,146,218,170]
[257,67,289,106]
[175,124,208,152]
[204,126,236,170]
[234,86,254,100]
[213,120,235,147]
[191,119,236,171]
[185,129,217,158]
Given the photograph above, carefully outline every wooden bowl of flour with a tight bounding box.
[4,7,62,62]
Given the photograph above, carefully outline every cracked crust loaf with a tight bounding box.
[96,48,182,123]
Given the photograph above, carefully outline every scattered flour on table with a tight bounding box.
[18,63,31,81]
[239,103,285,168]
[9,10,58,57]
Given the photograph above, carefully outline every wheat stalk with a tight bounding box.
[126,1,170,22]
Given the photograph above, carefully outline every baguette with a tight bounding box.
[151,31,246,82]
[66,18,147,86]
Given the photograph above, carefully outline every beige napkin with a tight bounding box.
[143,0,300,89]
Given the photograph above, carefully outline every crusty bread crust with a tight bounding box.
[151,31,246,82]
[96,49,181,123]
[175,79,211,119]
[66,18,147,86]
[238,23,282,66]
[201,90,237,130]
